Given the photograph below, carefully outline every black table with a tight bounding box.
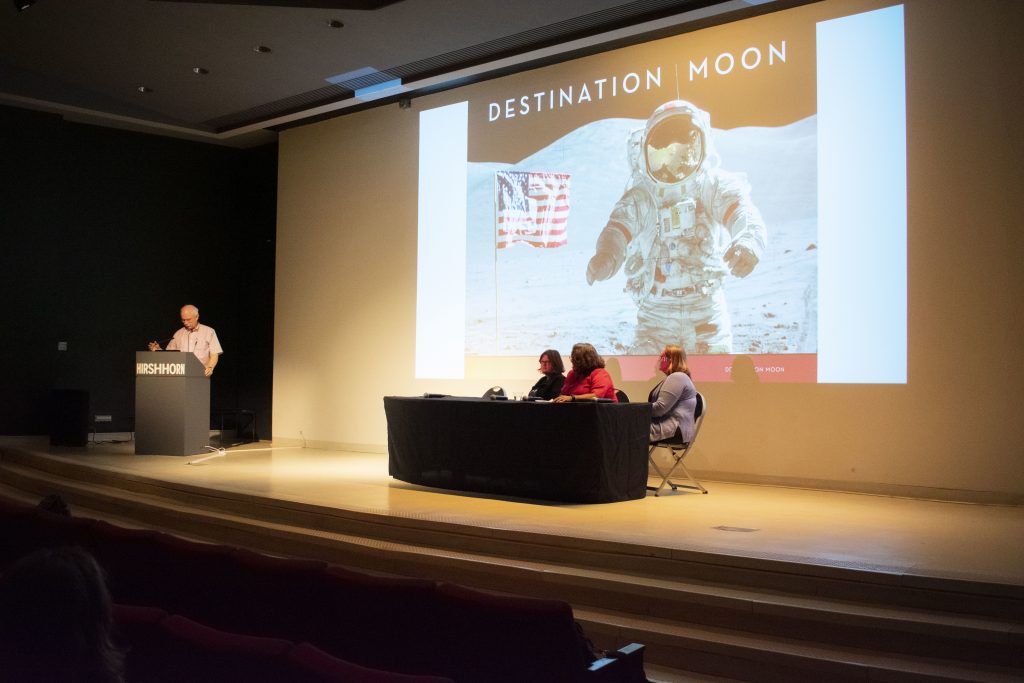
[384,396,651,503]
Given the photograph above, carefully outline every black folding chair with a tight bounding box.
[647,392,708,495]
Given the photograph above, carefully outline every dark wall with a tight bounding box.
[0,105,277,439]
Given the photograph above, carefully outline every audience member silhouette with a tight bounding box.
[0,546,125,683]
[37,492,72,516]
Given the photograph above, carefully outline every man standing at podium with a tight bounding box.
[148,304,223,377]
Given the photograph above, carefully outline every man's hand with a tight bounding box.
[147,341,161,351]
[205,354,219,377]
[586,252,615,285]
[724,243,759,277]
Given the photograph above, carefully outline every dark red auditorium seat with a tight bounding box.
[121,613,293,683]
[286,642,455,683]
[113,605,456,683]
[430,582,595,683]
[0,499,75,565]
[315,564,443,673]
[72,521,168,604]
[212,547,331,637]
[112,603,168,654]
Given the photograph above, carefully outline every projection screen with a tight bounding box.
[416,0,905,384]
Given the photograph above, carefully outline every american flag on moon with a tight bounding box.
[494,171,571,248]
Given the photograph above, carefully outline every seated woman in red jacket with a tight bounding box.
[553,343,618,402]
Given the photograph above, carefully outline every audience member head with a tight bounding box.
[0,546,125,683]
[37,492,72,517]
[659,344,691,378]
[570,343,605,377]
[538,349,565,375]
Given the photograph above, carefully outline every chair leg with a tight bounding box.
[659,449,686,494]
[668,461,708,494]
[646,445,672,496]
[649,445,708,495]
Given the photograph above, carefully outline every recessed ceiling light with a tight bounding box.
[253,45,272,54]
[326,19,344,29]
[137,86,152,94]
[192,67,209,75]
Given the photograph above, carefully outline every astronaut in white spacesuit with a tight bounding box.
[586,100,767,354]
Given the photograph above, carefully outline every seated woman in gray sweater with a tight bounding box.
[648,344,698,442]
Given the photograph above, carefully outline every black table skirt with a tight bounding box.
[384,396,651,503]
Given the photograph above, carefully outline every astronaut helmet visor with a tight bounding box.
[645,116,704,184]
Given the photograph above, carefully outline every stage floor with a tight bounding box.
[4,435,1023,589]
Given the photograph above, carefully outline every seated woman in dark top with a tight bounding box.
[553,343,618,402]
[528,349,565,400]
[649,344,698,442]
